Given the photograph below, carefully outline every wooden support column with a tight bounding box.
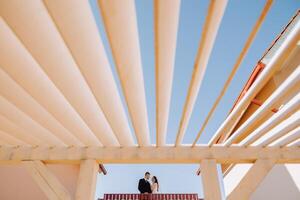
[227,159,275,200]
[23,161,71,200]
[75,159,98,200]
[201,159,222,200]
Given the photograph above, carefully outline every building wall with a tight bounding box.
[0,163,79,199]
[224,164,300,200]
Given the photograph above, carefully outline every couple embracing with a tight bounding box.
[138,172,159,194]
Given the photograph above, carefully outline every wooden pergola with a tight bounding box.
[0,0,299,199]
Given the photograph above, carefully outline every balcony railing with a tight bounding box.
[100,194,201,200]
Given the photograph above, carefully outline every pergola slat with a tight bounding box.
[0,0,119,146]
[192,0,273,146]
[0,130,27,146]
[224,67,300,146]
[287,138,300,147]
[209,19,300,146]
[0,68,82,146]
[252,110,300,147]
[175,0,228,146]
[99,0,150,146]
[270,126,300,147]
[44,0,134,146]
[239,93,300,146]
[0,115,40,146]
[155,0,181,146]
[0,96,64,146]
[0,17,101,146]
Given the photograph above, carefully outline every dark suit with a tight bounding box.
[138,178,152,193]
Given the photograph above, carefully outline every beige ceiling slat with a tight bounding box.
[0,96,64,146]
[0,130,28,146]
[224,67,300,146]
[269,126,300,147]
[0,17,101,146]
[192,0,273,146]
[175,0,228,146]
[252,110,300,147]
[155,0,181,146]
[209,18,300,146]
[99,0,150,146]
[0,115,40,146]
[43,0,134,146]
[0,0,118,146]
[287,138,300,147]
[0,68,82,146]
[238,92,300,146]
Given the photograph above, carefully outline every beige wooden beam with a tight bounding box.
[155,0,181,146]
[76,160,98,200]
[0,16,100,146]
[0,114,41,145]
[270,126,300,147]
[224,67,300,146]
[23,161,71,200]
[288,138,300,147]
[23,161,58,200]
[0,0,119,146]
[98,0,150,146]
[33,161,71,200]
[175,0,228,146]
[0,130,27,146]
[253,110,300,147]
[43,0,134,147]
[209,18,300,145]
[192,0,273,146]
[227,159,275,200]
[240,92,300,146]
[201,159,222,200]
[0,67,82,146]
[0,96,63,146]
[1,146,299,164]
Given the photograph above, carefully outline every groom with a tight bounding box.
[138,172,152,193]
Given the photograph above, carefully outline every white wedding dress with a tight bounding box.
[151,183,158,193]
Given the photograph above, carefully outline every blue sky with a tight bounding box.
[89,0,299,198]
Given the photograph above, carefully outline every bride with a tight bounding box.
[151,176,159,193]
